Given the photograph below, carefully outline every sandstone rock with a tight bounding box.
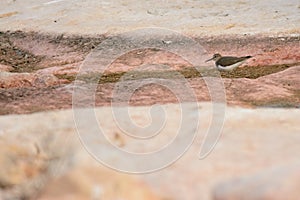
[36,64,80,77]
[226,65,300,107]
[213,163,300,200]
[0,64,13,72]
[0,104,299,200]
[0,109,166,200]
[0,72,62,88]
[140,104,300,200]
[34,73,65,87]
[0,72,34,88]
[38,160,163,200]
[0,142,40,188]
[0,112,76,200]
[260,65,300,90]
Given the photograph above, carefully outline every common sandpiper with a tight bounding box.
[206,53,252,71]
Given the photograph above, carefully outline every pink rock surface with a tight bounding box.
[0,64,13,72]
[0,72,63,88]
[0,32,299,115]
[224,65,300,107]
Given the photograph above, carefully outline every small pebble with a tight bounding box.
[162,40,172,44]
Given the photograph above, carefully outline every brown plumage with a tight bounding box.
[206,53,252,71]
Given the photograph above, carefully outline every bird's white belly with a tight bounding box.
[216,61,244,71]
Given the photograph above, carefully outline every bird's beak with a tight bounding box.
[205,57,214,62]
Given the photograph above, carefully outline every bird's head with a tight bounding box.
[205,53,222,62]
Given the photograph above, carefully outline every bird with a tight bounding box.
[206,53,252,71]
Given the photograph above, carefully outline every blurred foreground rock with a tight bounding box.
[0,104,299,200]
[0,107,171,200]
[38,161,162,200]
[0,112,76,200]
[213,163,300,200]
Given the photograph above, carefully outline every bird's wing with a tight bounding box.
[216,56,250,66]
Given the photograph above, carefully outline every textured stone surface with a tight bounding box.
[213,163,300,200]
[224,65,300,107]
[0,64,13,72]
[0,112,76,199]
[0,72,35,88]
[0,72,63,88]
[0,30,299,114]
[0,104,299,199]
[38,160,163,200]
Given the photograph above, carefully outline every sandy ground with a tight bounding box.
[1,0,300,36]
